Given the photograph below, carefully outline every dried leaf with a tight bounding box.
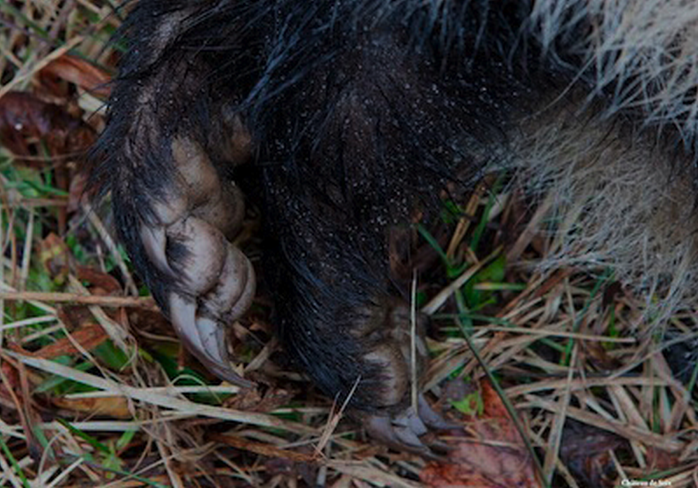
[0,91,94,160]
[38,54,112,98]
[0,361,20,403]
[643,446,680,473]
[224,386,296,412]
[52,395,131,419]
[76,265,123,295]
[40,233,123,295]
[421,380,540,487]
[32,322,109,359]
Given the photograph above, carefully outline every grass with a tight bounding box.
[1,1,697,487]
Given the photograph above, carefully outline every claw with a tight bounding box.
[398,407,428,436]
[349,301,457,456]
[144,138,255,387]
[132,135,257,388]
[140,213,255,388]
[393,424,425,449]
[169,293,254,388]
[165,229,255,388]
[365,413,443,459]
[362,397,459,458]
[366,415,429,452]
[392,409,428,448]
[418,394,459,430]
[197,316,228,364]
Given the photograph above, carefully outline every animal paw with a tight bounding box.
[126,136,255,386]
[363,395,455,457]
[93,4,259,387]
[350,301,455,455]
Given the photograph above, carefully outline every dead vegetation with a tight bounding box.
[0,1,696,486]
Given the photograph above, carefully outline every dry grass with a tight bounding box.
[0,2,697,487]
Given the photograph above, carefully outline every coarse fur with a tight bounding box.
[92,0,698,429]
[522,0,698,319]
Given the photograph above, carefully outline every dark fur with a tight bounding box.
[92,0,692,411]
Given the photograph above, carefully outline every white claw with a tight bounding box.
[418,395,458,430]
[136,137,255,388]
[366,415,429,453]
[394,424,424,449]
[197,316,228,364]
[169,293,206,354]
[165,232,256,388]
[169,292,254,388]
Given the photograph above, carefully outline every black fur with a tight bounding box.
[92,0,687,413]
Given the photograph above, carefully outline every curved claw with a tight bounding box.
[363,399,456,459]
[399,407,428,437]
[170,293,254,388]
[131,136,257,388]
[418,394,460,430]
[165,229,256,388]
[366,415,430,453]
[348,301,458,456]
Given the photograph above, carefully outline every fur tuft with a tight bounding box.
[511,93,698,318]
[512,1,698,319]
[529,0,698,154]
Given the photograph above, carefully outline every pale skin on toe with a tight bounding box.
[138,136,256,387]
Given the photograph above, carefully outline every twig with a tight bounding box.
[0,291,156,309]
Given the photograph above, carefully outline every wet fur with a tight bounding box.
[92,0,698,409]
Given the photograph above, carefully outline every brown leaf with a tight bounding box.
[0,361,20,402]
[421,380,540,487]
[210,433,317,463]
[52,396,131,419]
[32,322,108,359]
[38,54,112,99]
[0,91,94,159]
[76,265,123,295]
[40,233,123,294]
[641,447,680,474]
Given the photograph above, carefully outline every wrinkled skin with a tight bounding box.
[94,0,675,455]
